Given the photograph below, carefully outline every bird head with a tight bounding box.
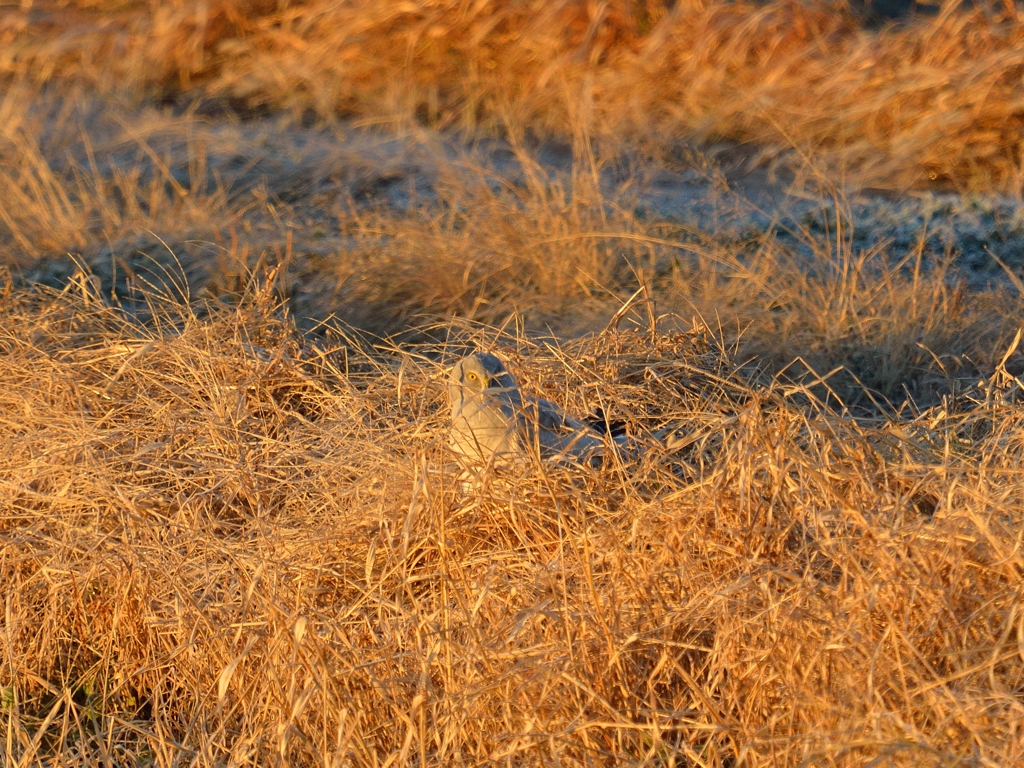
[449,352,518,404]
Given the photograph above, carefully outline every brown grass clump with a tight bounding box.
[1,82,1019,404]
[4,0,1024,191]
[2,278,1023,765]
[1,0,1023,764]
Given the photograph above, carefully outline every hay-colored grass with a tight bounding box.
[2,80,1019,404]
[2,278,1022,765]
[2,1,1024,764]
[3,0,1024,191]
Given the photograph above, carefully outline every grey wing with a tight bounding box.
[537,398,651,464]
[526,396,605,462]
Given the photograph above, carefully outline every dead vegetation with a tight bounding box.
[2,82,1021,406]
[1,278,1023,765]
[3,1,1024,765]
[3,0,1024,191]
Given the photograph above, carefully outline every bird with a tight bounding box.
[447,352,608,474]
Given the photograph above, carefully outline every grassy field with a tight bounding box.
[2,1,1024,765]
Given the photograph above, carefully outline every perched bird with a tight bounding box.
[447,352,607,473]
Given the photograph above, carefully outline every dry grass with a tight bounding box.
[3,2,1024,765]
[2,1,1022,393]
[2,278,1023,765]
[2,83,1020,405]
[4,0,1024,191]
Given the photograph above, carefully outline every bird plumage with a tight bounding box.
[448,352,606,471]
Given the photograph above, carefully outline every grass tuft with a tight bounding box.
[3,2,1024,764]
[2,281,1023,765]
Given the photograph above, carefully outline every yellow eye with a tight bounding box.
[466,372,477,381]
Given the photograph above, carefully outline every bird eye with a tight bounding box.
[466,372,477,381]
